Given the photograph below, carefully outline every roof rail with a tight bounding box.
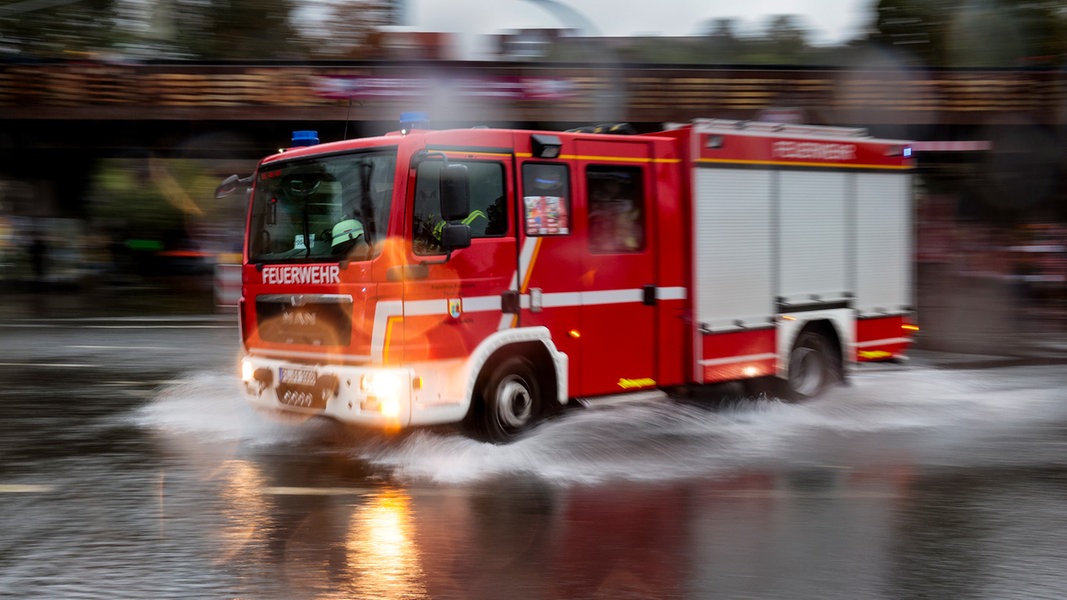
[690,118,869,139]
[565,122,637,135]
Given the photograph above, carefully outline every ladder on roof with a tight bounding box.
[687,118,870,139]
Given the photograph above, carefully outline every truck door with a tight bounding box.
[401,153,515,365]
[515,140,658,398]
[574,140,658,395]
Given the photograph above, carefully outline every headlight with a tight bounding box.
[361,372,402,398]
[380,398,401,418]
[359,372,405,418]
[241,358,255,383]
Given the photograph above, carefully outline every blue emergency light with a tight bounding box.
[400,112,429,132]
[291,130,319,147]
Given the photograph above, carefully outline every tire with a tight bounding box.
[465,356,543,444]
[785,330,838,401]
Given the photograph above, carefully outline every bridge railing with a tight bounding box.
[1,61,1063,125]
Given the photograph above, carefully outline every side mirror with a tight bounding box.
[440,163,470,222]
[215,174,250,199]
[440,223,472,251]
[418,161,472,263]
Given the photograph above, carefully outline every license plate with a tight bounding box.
[279,367,317,386]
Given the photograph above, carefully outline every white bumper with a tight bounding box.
[240,354,471,429]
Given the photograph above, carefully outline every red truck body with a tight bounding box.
[234,119,916,441]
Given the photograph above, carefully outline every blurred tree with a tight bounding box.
[0,0,306,60]
[763,15,809,58]
[550,13,845,65]
[88,157,228,249]
[871,0,1067,66]
[700,18,744,63]
[999,0,1067,65]
[306,0,395,59]
[619,37,702,64]
[168,0,305,60]
[89,158,184,244]
[870,0,942,64]
[741,14,818,64]
[0,0,118,58]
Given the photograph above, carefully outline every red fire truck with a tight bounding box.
[220,117,916,442]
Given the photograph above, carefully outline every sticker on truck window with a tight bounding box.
[524,196,569,236]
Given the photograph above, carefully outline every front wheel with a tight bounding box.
[465,356,543,444]
[785,330,839,401]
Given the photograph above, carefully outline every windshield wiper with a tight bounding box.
[360,161,375,243]
[301,205,312,260]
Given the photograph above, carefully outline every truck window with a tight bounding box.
[413,160,507,255]
[587,165,645,253]
[247,149,396,264]
[521,163,571,236]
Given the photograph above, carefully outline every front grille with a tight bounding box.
[256,294,353,346]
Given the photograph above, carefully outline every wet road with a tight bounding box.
[2,315,1067,599]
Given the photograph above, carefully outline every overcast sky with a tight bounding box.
[410,0,873,48]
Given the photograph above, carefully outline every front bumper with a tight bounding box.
[240,355,416,429]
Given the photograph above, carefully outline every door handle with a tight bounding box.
[643,285,656,306]
[501,290,520,314]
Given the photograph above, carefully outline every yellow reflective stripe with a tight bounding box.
[462,210,487,225]
[382,315,402,363]
[516,152,680,163]
[432,210,487,239]
[697,158,911,170]
[520,237,543,294]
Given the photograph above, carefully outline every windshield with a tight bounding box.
[247,149,397,264]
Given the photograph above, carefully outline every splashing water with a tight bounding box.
[138,364,1067,486]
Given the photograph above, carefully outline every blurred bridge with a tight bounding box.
[1,61,1063,218]
[2,61,1064,145]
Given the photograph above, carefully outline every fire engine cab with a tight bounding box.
[220,117,916,443]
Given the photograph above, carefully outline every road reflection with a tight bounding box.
[549,483,687,599]
[6,315,1067,599]
[210,451,427,598]
[208,447,924,600]
[191,373,1056,598]
[214,459,269,567]
[342,489,426,599]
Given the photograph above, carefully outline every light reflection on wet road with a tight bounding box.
[2,319,1067,599]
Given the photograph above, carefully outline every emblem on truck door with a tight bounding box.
[448,298,462,319]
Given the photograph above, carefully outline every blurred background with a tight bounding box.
[0,0,1065,351]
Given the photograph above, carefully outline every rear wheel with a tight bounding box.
[785,330,839,400]
[465,356,543,444]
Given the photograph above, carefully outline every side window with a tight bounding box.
[522,163,570,236]
[413,160,507,255]
[587,165,645,253]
